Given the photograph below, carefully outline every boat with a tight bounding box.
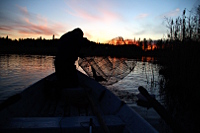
[0,70,158,133]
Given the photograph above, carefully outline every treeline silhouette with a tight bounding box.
[1,35,200,59]
[0,36,147,58]
[0,37,59,55]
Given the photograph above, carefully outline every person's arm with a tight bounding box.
[82,37,96,48]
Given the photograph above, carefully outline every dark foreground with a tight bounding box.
[158,43,200,132]
[0,71,157,133]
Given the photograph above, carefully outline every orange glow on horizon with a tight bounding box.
[146,43,157,51]
[108,37,137,45]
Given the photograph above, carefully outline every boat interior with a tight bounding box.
[0,72,158,133]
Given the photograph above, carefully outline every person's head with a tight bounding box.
[60,28,84,43]
[72,28,84,39]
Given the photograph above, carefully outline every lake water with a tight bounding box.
[0,55,55,102]
[0,54,169,132]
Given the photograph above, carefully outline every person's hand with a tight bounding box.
[82,37,91,48]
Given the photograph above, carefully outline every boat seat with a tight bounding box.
[1,115,125,133]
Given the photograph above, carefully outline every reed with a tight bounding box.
[159,41,200,132]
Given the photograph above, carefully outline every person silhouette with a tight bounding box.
[54,28,88,88]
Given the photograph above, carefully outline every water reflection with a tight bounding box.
[141,56,157,62]
[107,58,165,105]
[0,54,55,102]
[0,55,165,105]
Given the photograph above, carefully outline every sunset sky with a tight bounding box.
[0,0,199,43]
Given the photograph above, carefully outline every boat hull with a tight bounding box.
[0,71,158,133]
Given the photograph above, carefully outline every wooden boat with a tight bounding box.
[0,71,158,133]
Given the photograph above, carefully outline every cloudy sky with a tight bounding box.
[0,0,199,42]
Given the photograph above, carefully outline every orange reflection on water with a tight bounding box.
[141,56,156,62]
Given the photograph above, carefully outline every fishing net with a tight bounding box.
[78,57,136,85]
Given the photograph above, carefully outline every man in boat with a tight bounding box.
[54,28,91,88]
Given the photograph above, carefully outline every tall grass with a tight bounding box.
[159,41,200,132]
[160,8,200,125]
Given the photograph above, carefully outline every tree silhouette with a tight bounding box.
[143,38,147,51]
